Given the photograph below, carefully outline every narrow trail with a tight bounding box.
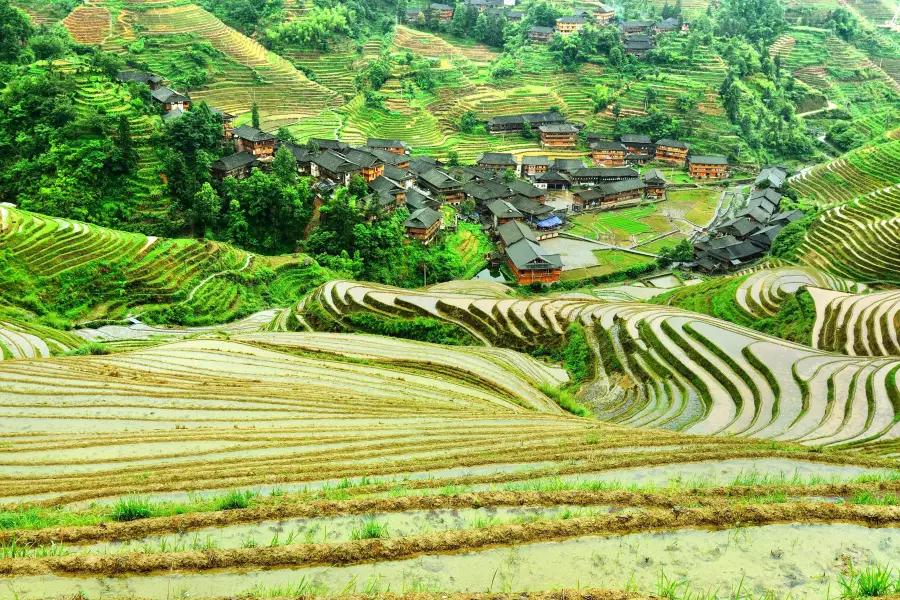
[560,232,659,258]
[796,100,838,118]
[186,253,253,302]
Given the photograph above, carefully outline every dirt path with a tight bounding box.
[796,100,838,118]
[559,233,659,258]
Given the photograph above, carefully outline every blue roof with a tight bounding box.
[537,216,562,228]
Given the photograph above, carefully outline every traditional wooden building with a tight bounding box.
[755,166,787,190]
[312,150,383,184]
[117,71,163,90]
[418,168,464,204]
[654,138,690,165]
[594,4,615,24]
[476,152,520,175]
[210,152,259,181]
[368,175,407,211]
[150,87,190,112]
[621,20,655,34]
[569,167,639,186]
[624,39,654,56]
[505,239,562,284]
[232,125,276,158]
[555,16,586,35]
[643,168,667,199]
[619,134,654,156]
[430,3,454,20]
[344,148,385,181]
[509,180,548,204]
[366,138,410,155]
[593,179,646,209]
[539,123,579,149]
[276,141,314,176]
[487,199,524,228]
[404,208,442,244]
[590,141,627,166]
[211,108,237,139]
[688,155,729,179]
[529,25,554,42]
[487,112,564,134]
[522,155,550,177]
[535,170,571,190]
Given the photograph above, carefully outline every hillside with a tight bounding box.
[0,204,330,330]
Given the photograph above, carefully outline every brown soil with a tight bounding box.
[3,502,900,577]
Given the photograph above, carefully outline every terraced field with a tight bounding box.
[1,313,900,598]
[297,280,900,448]
[127,4,340,126]
[0,205,320,326]
[791,138,900,205]
[810,287,900,357]
[62,6,110,45]
[735,266,866,319]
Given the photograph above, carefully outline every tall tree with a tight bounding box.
[272,144,297,186]
[251,101,260,129]
[116,114,137,171]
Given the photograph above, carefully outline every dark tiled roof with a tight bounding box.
[506,239,562,270]
[655,138,689,149]
[419,168,461,189]
[530,25,554,34]
[643,168,667,184]
[597,178,646,195]
[557,16,586,23]
[211,152,257,171]
[405,207,441,229]
[689,155,728,165]
[277,141,313,163]
[477,152,518,166]
[538,123,578,133]
[591,141,627,151]
[487,112,564,126]
[509,180,544,198]
[572,167,639,178]
[498,220,537,246]
[367,138,408,150]
[620,134,652,144]
[150,86,189,104]
[522,155,550,165]
[117,71,162,85]
[232,125,275,142]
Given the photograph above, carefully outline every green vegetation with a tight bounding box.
[349,515,390,540]
[343,312,479,346]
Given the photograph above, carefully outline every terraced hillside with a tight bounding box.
[126,4,341,127]
[734,266,866,319]
[298,280,900,448]
[0,205,327,327]
[810,287,900,357]
[2,334,900,598]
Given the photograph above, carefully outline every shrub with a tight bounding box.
[66,342,110,356]
[538,384,593,418]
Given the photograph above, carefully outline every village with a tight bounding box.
[119,68,802,286]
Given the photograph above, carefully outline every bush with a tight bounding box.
[344,312,478,345]
[563,323,593,383]
[214,489,255,510]
[66,342,110,356]
[538,383,593,418]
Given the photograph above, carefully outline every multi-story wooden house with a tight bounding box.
[232,125,276,158]
[538,123,578,149]
[210,152,259,181]
[430,3,454,20]
[487,112,564,134]
[688,155,729,179]
[529,25,554,43]
[555,16,586,35]
[476,152,520,176]
[366,138,410,155]
[505,239,562,284]
[619,134,654,156]
[150,86,190,112]
[569,167,639,186]
[521,155,550,176]
[654,138,690,165]
[590,141,627,166]
[643,168,667,199]
[594,4,615,24]
[404,208,442,244]
[418,168,464,204]
[487,199,524,228]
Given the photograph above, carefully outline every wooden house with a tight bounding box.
[404,208,442,244]
[487,199,523,228]
[505,239,562,284]
[210,152,259,181]
[509,180,548,204]
[555,16,586,35]
[594,4,615,24]
[624,38,654,56]
[211,108,236,139]
[368,175,407,211]
[430,3,454,20]
[621,20,655,34]
[688,155,729,179]
[522,155,550,177]
[538,123,579,149]
[366,138,410,155]
[344,148,385,181]
[569,167,639,186]
[619,134,654,156]
[276,141,314,176]
[117,71,163,90]
[487,112,564,134]
[529,25,554,42]
[232,125,276,158]
[593,179,646,209]
[476,152,520,176]
[643,168,667,199]
[590,141,627,166]
[654,138,690,165]
[150,87,190,112]
[418,168,464,204]
[497,220,537,249]
[535,170,571,190]
[754,166,787,190]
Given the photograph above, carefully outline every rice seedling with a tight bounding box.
[214,489,256,511]
[837,562,898,598]
[109,496,154,522]
[350,515,389,540]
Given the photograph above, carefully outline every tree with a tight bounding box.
[447,150,459,166]
[458,110,479,133]
[0,0,34,64]
[90,52,125,78]
[521,119,534,139]
[272,144,297,186]
[645,87,659,109]
[115,114,137,171]
[716,0,786,44]
[459,198,476,215]
[251,101,260,129]
[397,0,408,22]
[191,182,222,231]
[276,126,295,142]
[501,168,516,183]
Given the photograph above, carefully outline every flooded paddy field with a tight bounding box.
[4,523,899,599]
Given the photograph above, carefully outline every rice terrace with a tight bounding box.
[5,0,900,596]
